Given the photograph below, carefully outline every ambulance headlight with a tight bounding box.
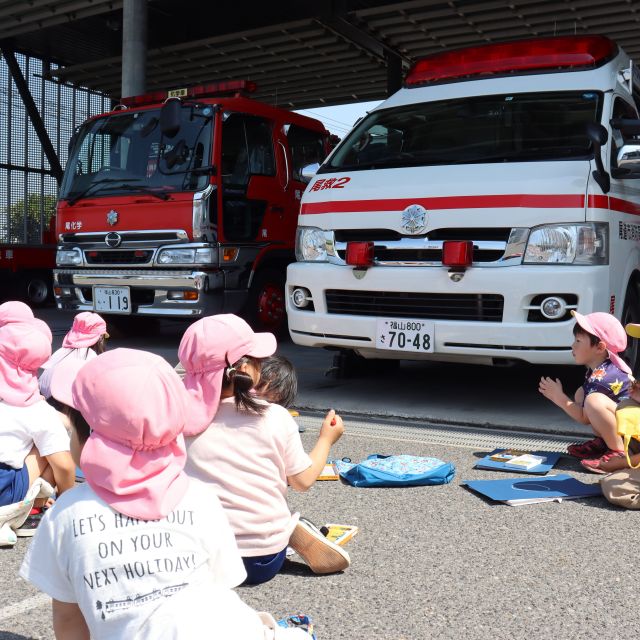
[523,223,608,265]
[295,227,333,262]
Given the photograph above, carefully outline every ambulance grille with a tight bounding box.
[325,290,504,321]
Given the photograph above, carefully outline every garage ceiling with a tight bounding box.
[1,0,639,109]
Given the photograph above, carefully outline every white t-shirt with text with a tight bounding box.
[0,399,70,468]
[185,399,312,556]
[20,478,246,640]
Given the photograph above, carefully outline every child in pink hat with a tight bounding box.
[0,322,75,534]
[20,349,311,640]
[0,300,34,327]
[180,314,349,585]
[39,311,108,400]
[539,311,632,473]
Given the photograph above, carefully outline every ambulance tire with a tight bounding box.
[621,281,640,376]
[19,272,51,307]
[245,268,288,337]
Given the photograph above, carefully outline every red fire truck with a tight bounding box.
[53,81,329,331]
[0,217,56,307]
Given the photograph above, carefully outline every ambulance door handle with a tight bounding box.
[277,141,289,192]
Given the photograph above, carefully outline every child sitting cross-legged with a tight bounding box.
[20,349,311,640]
[539,311,632,473]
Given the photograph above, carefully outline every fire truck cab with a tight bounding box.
[287,36,640,370]
[54,81,329,331]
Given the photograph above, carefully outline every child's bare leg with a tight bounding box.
[24,446,55,507]
[583,394,624,451]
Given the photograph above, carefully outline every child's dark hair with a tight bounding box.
[223,355,267,415]
[573,322,601,347]
[255,355,297,408]
[91,335,107,355]
[63,405,92,445]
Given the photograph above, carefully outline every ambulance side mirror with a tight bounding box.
[586,123,610,194]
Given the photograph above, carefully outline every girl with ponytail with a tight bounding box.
[179,314,348,585]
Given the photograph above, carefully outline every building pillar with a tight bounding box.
[121,0,147,98]
[386,51,403,97]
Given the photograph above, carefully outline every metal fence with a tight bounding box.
[0,52,111,244]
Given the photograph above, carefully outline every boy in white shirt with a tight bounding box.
[0,321,74,536]
[20,349,311,640]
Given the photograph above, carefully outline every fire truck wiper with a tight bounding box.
[65,178,127,206]
[115,184,171,201]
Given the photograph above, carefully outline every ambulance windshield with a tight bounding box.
[322,91,602,173]
[60,104,214,203]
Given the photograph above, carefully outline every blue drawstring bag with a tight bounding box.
[334,454,455,488]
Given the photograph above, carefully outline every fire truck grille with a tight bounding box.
[325,290,504,322]
[85,251,153,265]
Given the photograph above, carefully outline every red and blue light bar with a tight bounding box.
[405,35,617,86]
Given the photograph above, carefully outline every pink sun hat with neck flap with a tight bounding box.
[62,312,108,349]
[179,314,277,437]
[58,348,191,520]
[572,310,631,374]
[0,301,34,327]
[0,322,52,406]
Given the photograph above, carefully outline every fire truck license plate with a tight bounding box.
[375,318,434,353]
[93,286,131,314]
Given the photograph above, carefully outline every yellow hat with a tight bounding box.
[626,323,640,339]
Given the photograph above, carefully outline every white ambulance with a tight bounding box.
[287,35,640,371]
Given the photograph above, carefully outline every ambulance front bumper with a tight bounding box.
[286,262,610,365]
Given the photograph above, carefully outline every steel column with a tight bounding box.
[121,0,147,98]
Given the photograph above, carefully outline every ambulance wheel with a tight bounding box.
[621,281,640,376]
[21,272,51,307]
[246,268,287,336]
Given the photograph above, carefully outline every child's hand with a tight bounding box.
[538,376,566,405]
[319,409,344,445]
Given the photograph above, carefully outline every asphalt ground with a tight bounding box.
[0,308,627,639]
[1,415,635,640]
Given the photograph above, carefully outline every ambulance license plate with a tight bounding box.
[93,286,131,314]
[375,318,434,353]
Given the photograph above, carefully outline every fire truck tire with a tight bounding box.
[245,268,288,336]
[621,280,640,375]
[21,272,51,307]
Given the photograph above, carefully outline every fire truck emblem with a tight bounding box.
[401,204,427,235]
[106,210,119,226]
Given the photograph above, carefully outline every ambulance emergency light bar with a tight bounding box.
[120,80,257,107]
[405,35,618,86]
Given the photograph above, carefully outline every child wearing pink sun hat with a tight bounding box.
[20,349,311,639]
[39,311,109,400]
[539,311,632,473]
[0,322,74,531]
[180,314,349,585]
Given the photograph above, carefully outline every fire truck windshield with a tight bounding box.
[320,91,603,173]
[60,104,214,202]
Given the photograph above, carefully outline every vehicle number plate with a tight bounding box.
[93,286,131,314]
[375,318,434,353]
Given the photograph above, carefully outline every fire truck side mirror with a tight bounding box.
[301,163,320,183]
[586,122,610,194]
[160,98,182,139]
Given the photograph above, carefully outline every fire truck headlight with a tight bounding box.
[523,223,608,265]
[295,227,333,262]
[157,248,196,264]
[56,248,82,266]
